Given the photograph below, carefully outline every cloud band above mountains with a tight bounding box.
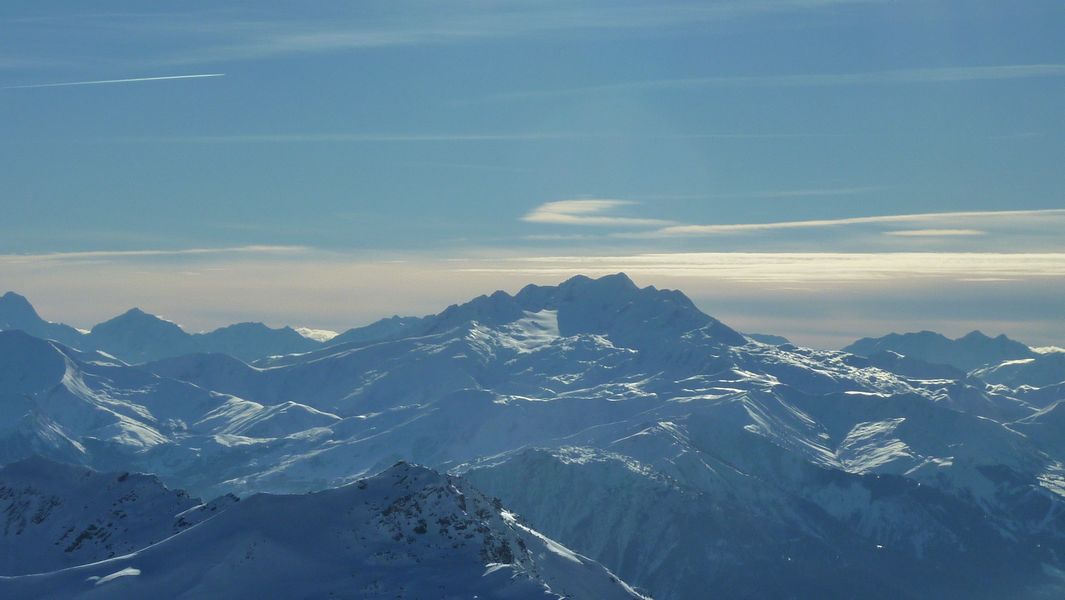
[522,201,1065,243]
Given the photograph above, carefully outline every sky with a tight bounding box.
[1,0,1063,348]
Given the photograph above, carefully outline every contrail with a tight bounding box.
[2,73,225,90]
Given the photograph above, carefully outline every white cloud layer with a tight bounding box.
[646,208,1065,237]
[458,252,1065,282]
[884,229,986,237]
[523,200,674,227]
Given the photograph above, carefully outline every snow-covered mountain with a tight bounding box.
[328,314,427,347]
[844,329,1036,372]
[87,308,194,364]
[2,273,1065,599]
[0,456,235,576]
[293,326,338,342]
[0,291,449,365]
[850,349,969,381]
[744,332,792,346]
[0,459,645,600]
[974,351,1065,390]
[85,310,324,364]
[0,294,323,364]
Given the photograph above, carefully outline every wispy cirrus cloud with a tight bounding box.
[490,64,1065,101]
[0,245,306,265]
[517,202,1065,249]
[0,55,71,70]
[649,208,1065,236]
[633,186,889,201]
[122,1,883,65]
[707,185,889,199]
[4,1,884,78]
[2,73,224,90]
[884,229,986,237]
[108,132,586,144]
[69,131,856,145]
[523,200,674,227]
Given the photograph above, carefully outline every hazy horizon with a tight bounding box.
[4,265,1061,350]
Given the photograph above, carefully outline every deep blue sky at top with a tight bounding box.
[2,0,1062,254]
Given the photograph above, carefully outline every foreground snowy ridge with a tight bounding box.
[0,458,647,599]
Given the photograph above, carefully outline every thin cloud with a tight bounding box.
[0,56,70,70]
[884,229,986,237]
[112,132,586,144]
[390,160,533,173]
[2,73,224,90]
[706,186,889,199]
[522,233,601,241]
[456,252,1065,283]
[0,245,306,264]
[490,64,1065,101]
[73,131,852,145]
[656,133,852,140]
[142,1,882,65]
[650,208,1065,236]
[630,188,871,201]
[986,132,1045,140]
[523,200,674,227]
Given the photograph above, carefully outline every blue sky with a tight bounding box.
[1,1,1063,347]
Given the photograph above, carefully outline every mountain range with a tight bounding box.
[0,291,423,364]
[1,274,1063,599]
[844,329,1037,372]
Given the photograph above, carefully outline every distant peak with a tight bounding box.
[421,274,744,347]
[844,327,1034,370]
[112,307,177,324]
[913,330,949,339]
[216,321,272,332]
[600,272,637,285]
[92,307,185,335]
[560,272,637,290]
[0,291,39,316]
[120,307,150,318]
[559,274,592,285]
[295,326,338,342]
